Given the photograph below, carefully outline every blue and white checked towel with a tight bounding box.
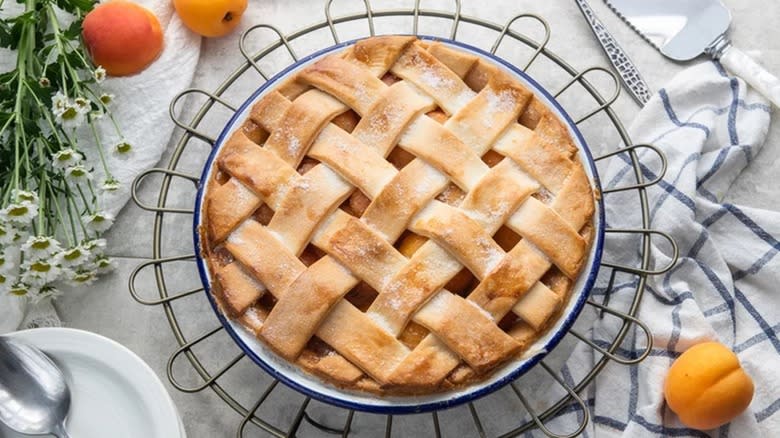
[543,61,778,437]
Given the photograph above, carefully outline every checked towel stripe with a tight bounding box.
[525,61,778,437]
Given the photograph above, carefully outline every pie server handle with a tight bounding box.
[717,44,780,107]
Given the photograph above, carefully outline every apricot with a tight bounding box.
[664,342,754,430]
[82,1,163,77]
[173,0,247,38]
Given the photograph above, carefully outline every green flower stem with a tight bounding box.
[22,81,64,148]
[50,183,76,247]
[88,118,112,177]
[47,6,84,96]
[36,139,47,234]
[64,183,88,238]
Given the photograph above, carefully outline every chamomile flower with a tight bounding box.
[51,91,69,115]
[93,66,106,83]
[74,96,91,114]
[21,235,62,259]
[82,238,107,252]
[1,202,37,225]
[51,148,83,169]
[82,211,114,232]
[60,245,91,267]
[12,189,38,205]
[56,104,85,129]
[22,258,62,286]
[99,93,114,106]
[32,285,63,303]
[8,282,35,297]
[65,165,93,182]
[100,178,121,193]
[113,140,133,159]
[92,255,117,274]
[68,269,98,286]
[39,77,50,88]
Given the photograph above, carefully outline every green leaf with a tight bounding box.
[62,19,82,40]
[0,20,14,49]
[52,0,96,14]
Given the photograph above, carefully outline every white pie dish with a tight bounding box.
[193,36,604,414]
[1,328,185,437]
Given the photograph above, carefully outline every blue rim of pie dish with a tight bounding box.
[193,35,606,415]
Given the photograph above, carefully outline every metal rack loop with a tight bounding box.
[504,361,589,438]
[326,0,375,43]
[240,24,298,79]
[570,300,654,365]
[413,0,462,39]
[491,13,550,70]
[166,326,246,393]
[601,228,679,276]
[131,168,199,214]
[553,66,620,124]
[169,88,237,144]
[597,144,668,194]
[128,254,197,305]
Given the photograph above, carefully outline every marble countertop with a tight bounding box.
[54,0,779,436]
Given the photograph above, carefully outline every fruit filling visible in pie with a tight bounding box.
[200,36,596,394]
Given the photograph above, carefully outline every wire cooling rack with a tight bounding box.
[128,1,679,436]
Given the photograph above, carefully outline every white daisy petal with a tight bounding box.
[21,235,62,259]
[65,165,93,182]
[51,91,69,116]
[51,148,84,169]
[93,66,106,83]
[60,245,91,267]
[1,202,37,225]
[82,212,114,233]
[22,259,62,286]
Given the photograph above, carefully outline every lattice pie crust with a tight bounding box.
[200,36,595,395]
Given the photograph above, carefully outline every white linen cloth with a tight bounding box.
[0,0,200,333]
[537,61,779,436]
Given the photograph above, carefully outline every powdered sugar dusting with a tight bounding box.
[243,307,264,326]
[453,90,476,112]
[292,178,311,192]
[419,67,454,90]
[287,136,301,157]
[482,90,518,129]
[476,235,503,274]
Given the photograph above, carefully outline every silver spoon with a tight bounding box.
[0,336,71,438]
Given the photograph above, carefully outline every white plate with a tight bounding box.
[1,328,185,438]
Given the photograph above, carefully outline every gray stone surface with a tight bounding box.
[54,0,778,437]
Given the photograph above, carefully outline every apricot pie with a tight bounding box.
[200,36,596,394]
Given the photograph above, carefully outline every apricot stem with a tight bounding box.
[223,11,233,22]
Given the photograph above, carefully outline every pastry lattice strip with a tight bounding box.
[204,37,593,390]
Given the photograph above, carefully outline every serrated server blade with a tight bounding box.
[603,0,731,61]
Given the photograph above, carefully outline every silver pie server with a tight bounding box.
[605,0,780,107]
[0,336,72,438]
[574,0,653,105]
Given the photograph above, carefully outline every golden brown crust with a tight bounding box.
[200,36,596,395]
